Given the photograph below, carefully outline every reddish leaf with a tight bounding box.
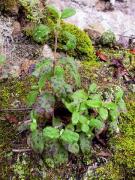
[129,49,135,55]
[96,51,108,62]
[5,115,18,124]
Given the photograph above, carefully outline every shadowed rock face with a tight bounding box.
[47,0,135,39]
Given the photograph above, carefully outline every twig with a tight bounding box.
[0,107,32,112]
[12,148,32,153]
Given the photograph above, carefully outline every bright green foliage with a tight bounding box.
[61,8,76,19]
[32,24,50,43]
[43,127,60,140]
[100,30,116,46]
[60,129,79,144]
[95,95,135,179]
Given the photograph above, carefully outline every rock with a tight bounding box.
[42,44,54,60]
[46,0,135,41]
[12,21,22,38]
[85,23,106,41]
[9,65,20,77]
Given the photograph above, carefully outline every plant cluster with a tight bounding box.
[100,30,116,46]
[19,0,43,23]
[25,6,126,167]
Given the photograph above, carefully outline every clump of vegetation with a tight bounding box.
[23,6,127,168]
[24,4,96,61]
[95,95,135,179]
[0,0,18,13]
[19,0,43,23]
[100,30,116,46]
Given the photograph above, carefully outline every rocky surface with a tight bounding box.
[48,0,135,39]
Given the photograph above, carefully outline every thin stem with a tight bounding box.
[0,108,32,112]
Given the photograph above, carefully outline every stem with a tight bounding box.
[53,19,60,75]
[0,107,32,112]
[53,30,58,74]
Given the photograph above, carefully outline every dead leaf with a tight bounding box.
[96,51,108,62]
[5,114,18,124]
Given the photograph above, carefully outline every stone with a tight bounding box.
[42,44,54,60]
[12,21,21,38]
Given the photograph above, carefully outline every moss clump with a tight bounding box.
[25,19,96,61]
[95,94,135,179]
[57,22,96,61]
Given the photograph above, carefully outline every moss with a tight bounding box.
[0,76,36,109]
[95,94,135,179]
[26,15,96,61]
[0,120,16,179]
[95,162,121,180]
[57,22,96,61]
[80,60,101,88]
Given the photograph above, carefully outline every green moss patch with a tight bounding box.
[95,94,135,179]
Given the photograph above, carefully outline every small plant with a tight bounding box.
[26,6,126,167]
[100,30,116,46]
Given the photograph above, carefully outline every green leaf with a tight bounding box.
[87,100,102,108]
[81,124,89,133]
[33,24,50,43]
[47,5,60,19]
[0,55,6,64]
[63,31,76,51]
[63,100,76,113]
[88,83,97,94]
[79,102,88,112]
[68,143,79,154]
[71,90,88,102]
[61,8,76,19]
[115,87,124,101]
[104,102,117,110]
[60,129,79,144]
[43,127,60,140]
[30,119,37,132]
[27,90,38,106]
[54,65,64,78]
[110,109,119,121]
[72,111,80,125]
[89,118,104,130]
[99,107,108,121]
[66,124,75,131]
[80,133,91,154]
[118,99,127,112]
[79,115,89,124]
[30,130,44,153]
[38,73,46,89]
